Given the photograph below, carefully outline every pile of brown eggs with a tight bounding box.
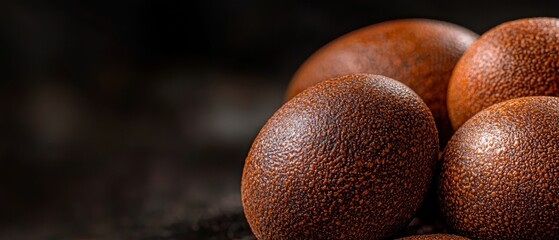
[241,18,559,240]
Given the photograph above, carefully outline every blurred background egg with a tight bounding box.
[286,19,478,146]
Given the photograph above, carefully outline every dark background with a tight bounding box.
[0,0,558,239]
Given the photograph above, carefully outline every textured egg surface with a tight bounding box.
[243,74,439,239]
[448,17,559,129]
[440,96,559,239]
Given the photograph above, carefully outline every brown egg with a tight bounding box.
[448,17,559,130]
[286,19,478,146]
[439,96,559,239]
[242,74,438,239]
[397,234,470,240]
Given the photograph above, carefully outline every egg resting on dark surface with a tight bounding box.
[448,17,559,130]
[439,96,559,239]
[397,233,470,240]
[286,18,478,146]
[242,74,439,239]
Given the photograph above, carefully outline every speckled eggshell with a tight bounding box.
[448,17,559,130]
[439,96,559,239]
[286,19,478,146]
[242,74,439,239]
[397,234,470,240]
